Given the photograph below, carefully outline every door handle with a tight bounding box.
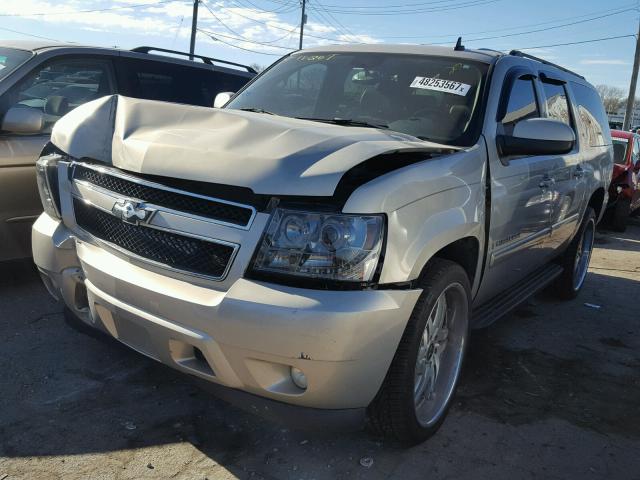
[539,176,555,189]
[574,165,585,178]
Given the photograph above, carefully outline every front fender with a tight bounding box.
[383,190,484,285]
[342,141,487,288]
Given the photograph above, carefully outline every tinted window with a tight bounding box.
[570,82,611,147]
[542,81,571,126]
[228,52,489,146]
[0,47,32,81]
[502,77,539,128]
[612,138,628,165]
[1,58,113,133]
[115,58,250,107]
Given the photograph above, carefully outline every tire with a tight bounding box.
[612,197,631,232]
[63,307,107,340]
[553,207,596,300]
[367,258,471,446]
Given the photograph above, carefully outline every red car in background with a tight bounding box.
[608,130,640,231]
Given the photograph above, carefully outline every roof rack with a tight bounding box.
[476,48,504,55]
[509,50,584,79]
[131,46,257,74]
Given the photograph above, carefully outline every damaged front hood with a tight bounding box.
[52,95,457,196]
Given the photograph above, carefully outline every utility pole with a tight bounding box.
[298,0,306,50]
[623,17,640,130]
[189,0,199,60]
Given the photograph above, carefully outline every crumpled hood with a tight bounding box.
[51,95,457,196]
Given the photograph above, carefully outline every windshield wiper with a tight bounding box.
[239,107,276,115]
[296,117,389,129]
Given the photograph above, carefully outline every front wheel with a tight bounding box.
[367,258,471,445]
[553,207,596,299]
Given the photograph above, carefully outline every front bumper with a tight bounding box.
[33,213,421,411]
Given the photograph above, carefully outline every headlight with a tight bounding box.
[251,208,385,283]
[36,153,61,219]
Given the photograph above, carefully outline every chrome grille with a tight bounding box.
[73,198,235,279]
[73,164,254,227]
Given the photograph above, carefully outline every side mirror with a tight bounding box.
[213,91,235,108]
[498,118,575,157]
[1,106,45,134]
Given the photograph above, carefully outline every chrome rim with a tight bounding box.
[573,218,595,291]
[414,283,468,427]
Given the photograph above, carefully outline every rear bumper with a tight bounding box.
[33,213,421,411]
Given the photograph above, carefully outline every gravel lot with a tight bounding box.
[1,220,639,480]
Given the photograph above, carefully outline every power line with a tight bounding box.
[373,2,638,39]
[517,34,637,50]
[264,0,458,8]
[0,26,67,42]
[201,0,252,38]
[309,0,359,43]
[197,28,286,55]
[234,0,299,14]
[201,0,298,45]
[306,5,350,41]
[300,0,503,15]
[428,8,637,45]
[171,15,185,49]
[197,27,295,49]
[212,1,357,43]
[0,0,179,17]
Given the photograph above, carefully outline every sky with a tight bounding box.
[0,0,638,90]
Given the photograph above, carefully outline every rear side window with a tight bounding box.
[612,138,628,165]
[501,77,539,128]
[570,82,611,147]
[542,82,571,126]
[115,58,251,107]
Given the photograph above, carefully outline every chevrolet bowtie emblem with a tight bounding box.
[112,200,154,225]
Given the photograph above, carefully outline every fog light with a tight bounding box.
[290,367,308,390]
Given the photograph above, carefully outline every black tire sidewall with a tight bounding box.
[556,207,596,299]
[613,197,631,231]
[398,260,472,442]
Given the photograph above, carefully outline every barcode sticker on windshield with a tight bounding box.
[410,77,471,96]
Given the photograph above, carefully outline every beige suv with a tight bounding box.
[33,44,612,445]
[0,40,254,261]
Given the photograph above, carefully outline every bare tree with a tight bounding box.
[250,63,265,73]
[595,84,626,114]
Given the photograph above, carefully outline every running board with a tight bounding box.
[472,263,564,329]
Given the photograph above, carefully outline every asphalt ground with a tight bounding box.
[1,219,639,480]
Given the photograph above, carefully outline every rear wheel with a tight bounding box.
[553,207,596,300]
[368,258,471,445]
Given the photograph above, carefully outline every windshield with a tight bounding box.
[227,52,488,146]
[0,47,32,81]
[612,138,628,165]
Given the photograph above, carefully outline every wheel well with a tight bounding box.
[588,188,606,220]
[429,237,479,284]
